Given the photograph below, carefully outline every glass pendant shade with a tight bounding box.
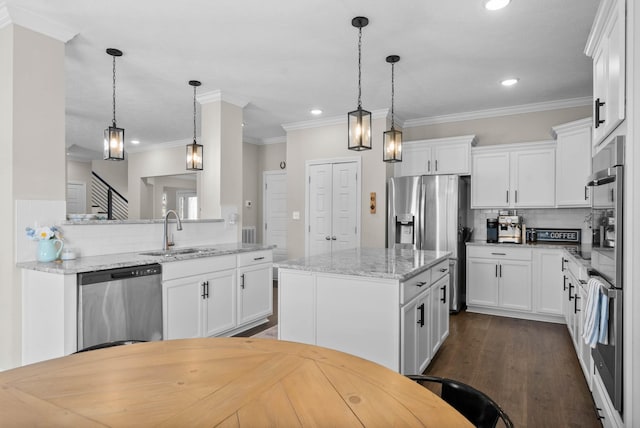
[186,141,203,171]
[383,128,402,162]
[104,125,125,160]
[348,107,372,151]
[104,48,125,161]
[186,80,203,171]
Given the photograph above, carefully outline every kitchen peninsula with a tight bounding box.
[276,247,451,374]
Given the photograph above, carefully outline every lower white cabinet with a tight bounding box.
[467,246,532,313]
[163,251,273,340]
[533,249,564,316]
[164,268,236,339]
[279,259,451,374]
[237,259,273,325]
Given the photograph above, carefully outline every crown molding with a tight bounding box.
[472,139,556,153]
[550,117,592,139]
[197,89,249,108]
[584,0,617,56]
[282,108,389,132]
[405,134,478,147]
[259,136,287,145]
[0,3,77,42]
[403,97,592,128]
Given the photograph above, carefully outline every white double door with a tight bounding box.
[307,160,360,257]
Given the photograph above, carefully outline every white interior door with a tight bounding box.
[263,171,288,262]
[308,164,333,256]
[307,159,360,257]
[331,162,359,252]
[66,181,86,214]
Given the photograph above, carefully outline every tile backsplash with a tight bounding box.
[471,208,592,244]
[16,200,238,263]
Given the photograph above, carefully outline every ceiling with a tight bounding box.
[5,0,600,158]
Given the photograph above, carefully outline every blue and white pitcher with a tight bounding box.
[37,239,64,262]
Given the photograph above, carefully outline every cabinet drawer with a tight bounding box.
[401,269,431,305]
[237,250,273,267]
[431,259,450,282]
[162,255,236,281]
[467,245,532,261]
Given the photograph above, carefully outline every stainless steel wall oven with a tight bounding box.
[586,135,624,412]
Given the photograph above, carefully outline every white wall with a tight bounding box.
[128,145,201,219]
[243,142,259,230]
[1,24,66,370]
[285,116,392,259]
[92,159,129,199]
[404,105,592,146]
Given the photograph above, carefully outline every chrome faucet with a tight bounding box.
[163,210,183,251]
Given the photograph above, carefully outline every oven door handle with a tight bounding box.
[587,167,618,187]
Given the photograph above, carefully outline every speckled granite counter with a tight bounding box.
[467,241,592,268]
[275,247,451,281]
[17,243,274,274]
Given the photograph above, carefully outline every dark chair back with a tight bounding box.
[75,340,146,353]
[407,375,514,428]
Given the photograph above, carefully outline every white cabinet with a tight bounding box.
[532,248,564,317]
[395,135,477,177]
[430,274,450,357]
[163,255,237,340]
[471,142,556,209]
[466,246,532,314]
[163,251,273,340]
[164,267,236,339]
[279,257,451,374]
[237,251,273,325]
[402,286,432,374]
[552,118,592,207]
[585,0,626,148]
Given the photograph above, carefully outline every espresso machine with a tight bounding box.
[498,215,523,243]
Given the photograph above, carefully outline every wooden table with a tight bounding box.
[0,338,471,427]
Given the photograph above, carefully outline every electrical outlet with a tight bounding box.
[370,192,376,214]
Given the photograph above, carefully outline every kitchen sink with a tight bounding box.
[140,247,215,257]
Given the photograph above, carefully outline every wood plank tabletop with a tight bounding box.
[0,338,472,427]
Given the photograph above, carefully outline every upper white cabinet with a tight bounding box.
[395,135,477,177]
[552,118,592,207]
[471,142,556,209]
[585,0,626,148]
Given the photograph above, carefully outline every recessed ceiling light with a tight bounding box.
[501,78,519,87]
[485,0,511,11]
[310,109,323,116]
[131,140,140,145]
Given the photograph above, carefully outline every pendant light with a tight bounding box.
[186,80,203,171]
[383,55,402,162]
[104,48,125,161]
[347,16,372,151]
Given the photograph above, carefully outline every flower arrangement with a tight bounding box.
[25,225,62,241]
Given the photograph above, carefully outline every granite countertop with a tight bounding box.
[467,240,592,267]
[275,247,451,281]
[17,243,275,275]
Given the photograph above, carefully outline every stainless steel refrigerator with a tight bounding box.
[387,175,472,312]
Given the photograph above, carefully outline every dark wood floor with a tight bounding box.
[425,311,601,428]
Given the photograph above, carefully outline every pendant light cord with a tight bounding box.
[112,54,117,127]
[391,62,395,129]
[193,85,197,143]
[357,26,362,109]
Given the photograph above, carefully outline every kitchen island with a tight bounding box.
[276,247,451,374]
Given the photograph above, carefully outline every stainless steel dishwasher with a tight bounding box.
[77,264,162,351]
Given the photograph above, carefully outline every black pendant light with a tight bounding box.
[104,48,125,161]
[186,80,203,171]
[383,55,402,162]
[348,16,372,151]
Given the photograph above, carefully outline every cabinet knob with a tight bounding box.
[325,236,331,240]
